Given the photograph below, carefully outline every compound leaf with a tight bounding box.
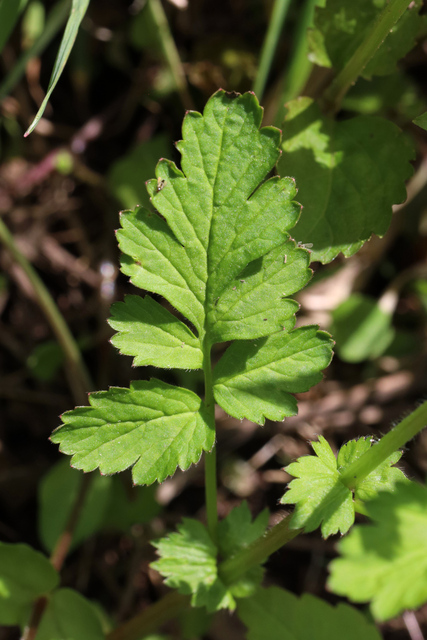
[55,91,334,484]
[281,436,406,537]
[152,504,268,613]
[0,543,58,625]
[109,295,203,370]
[51,380,214,485]
[279,98,414,263]
[238,586,383,640]
[328,481,427,621]
[309,0,423,79]
[35,588,104,640]
[213,327,333,424]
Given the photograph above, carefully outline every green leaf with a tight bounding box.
[332,294,395,362]
[238,586,383,640]
[51,379,214,485]
[117,90,302,341]
[213,326,333,424]
[25,0,90,136]
[0,543,58,625]
[109,295,203,370]
[152,518,235,613]
[278,97,414,263]
[101,476,161,532]
[0,0,29,55]
[38,459,112,553]
[281,436,406,537]
[308,0,423,79]
[108,135,171,210]
[208,240,311,342]
[413,111,427,131]
[35,588,104,640]
[328,481,427,621]
[217,501,268,558]
[152,503,268,613]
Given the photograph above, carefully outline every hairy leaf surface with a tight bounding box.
[279,98,414,263]
[309,0,423,79]
[238,586,383,640]
[0,543,58,625]
[281,436,406,537]
[152,503,268,612]
[329,482,427,621]
[51,380,214,485]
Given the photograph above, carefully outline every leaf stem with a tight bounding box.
[340,401,427,491]
[219,512,300,585]
[202,335,218,543]
[253,0,292,102]
[320,0,413,114]
[274,0,318,126]
[107,590,190,640]
[0,217,92,404]
[148,0,194,111]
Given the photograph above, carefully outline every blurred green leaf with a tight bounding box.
[108,135,171,210]
[329,481,427,621]
[413,111,427,131]
[0,0,29,55]
[0,543,58,625]
[38,459,112,553]
[25,0,90,136]
[22,0,45,48]
[238,586,383,640]
[27,340,64,381]
[35,588,104,640]
[309,0,423,79]
[279,98,414,263]
[332,294,395,362]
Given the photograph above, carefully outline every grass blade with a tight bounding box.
[24,0,90,136]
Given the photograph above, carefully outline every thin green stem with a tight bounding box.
[202,334,218,543]
[340,401,427,491]
[320,0,413,114]
[148,0,194,111]
[0,0,70,101]
[274,0,318,126]
[108,513,299,640]
[107,590,190,640]
[0,217,92,403]
[219,513,300,585]
[253,0,292,101]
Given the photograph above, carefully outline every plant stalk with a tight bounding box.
[320,0,413,114]
[107,590,190,640]
[253,0,292,101]
[219,512,300,585]
[148,0,194,111]
[108,512,299,640]
[0,217,92,404]
[274,0,318,125]
[340,401,427,490]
